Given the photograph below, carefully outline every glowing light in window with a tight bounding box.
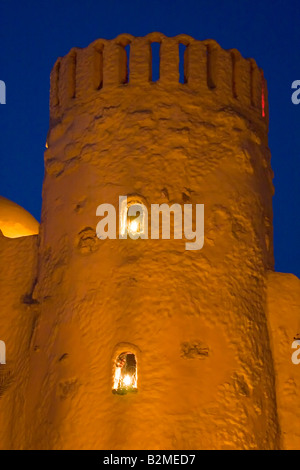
[123,374,132,387]
[128,219,139,235]
[119,196,147,238]
[113,352,137,394]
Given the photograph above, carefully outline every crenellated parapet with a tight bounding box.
[17,32,290,452]
[49,33,268,131]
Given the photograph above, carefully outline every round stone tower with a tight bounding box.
[24,33,279,449]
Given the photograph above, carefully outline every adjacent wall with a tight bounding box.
[0,231,38,449]
[266,271,300,450]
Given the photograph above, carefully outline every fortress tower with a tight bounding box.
[0,33,299,450]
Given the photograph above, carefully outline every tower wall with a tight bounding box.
[24,34,278,449]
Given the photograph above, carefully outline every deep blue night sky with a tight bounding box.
[0,0,299,276]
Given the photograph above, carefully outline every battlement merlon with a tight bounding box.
[49,33,269,133]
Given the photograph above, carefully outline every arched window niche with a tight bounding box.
[119,195,148,239]
[113,352,137,395]
[112,343,140,395]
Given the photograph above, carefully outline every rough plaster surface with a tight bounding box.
[0,33,298,450]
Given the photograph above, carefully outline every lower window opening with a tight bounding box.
[113,352,137,395]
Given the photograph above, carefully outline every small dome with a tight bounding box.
[0,196,39,238]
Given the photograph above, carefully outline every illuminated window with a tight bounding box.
[127,203,143,235]
[119,197,147,238]
[113,352,137,394]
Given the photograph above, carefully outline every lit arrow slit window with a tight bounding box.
[113,352,137,394]
[127,205,143,235]
[120,198,146,238]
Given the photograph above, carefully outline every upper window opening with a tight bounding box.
[113,352,137,394]
[127,204,143,235]
[151,42,160,82]
[119,197,147,239]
